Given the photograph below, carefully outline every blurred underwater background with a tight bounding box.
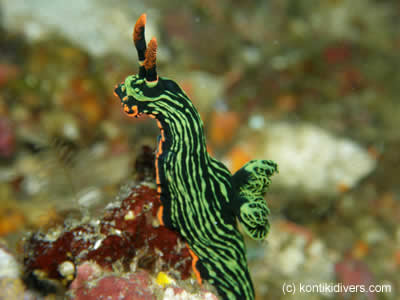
[0,0,399,299]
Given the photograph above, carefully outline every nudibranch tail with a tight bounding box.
[143,37,158,83]
[232,160,278,240]
[239,199,271,240]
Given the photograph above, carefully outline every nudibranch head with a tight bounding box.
[114,75,189,118]
[114,14,190,118]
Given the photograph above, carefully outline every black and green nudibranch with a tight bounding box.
[114,14,278,300]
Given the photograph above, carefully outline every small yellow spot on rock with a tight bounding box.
[124,210,135,221]
[156,271,174,287]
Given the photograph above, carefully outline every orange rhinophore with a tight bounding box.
[133,13,146,45]
[144,38,157,71]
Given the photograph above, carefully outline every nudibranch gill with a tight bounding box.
[114,14,278,300]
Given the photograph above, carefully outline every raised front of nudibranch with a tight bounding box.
[114,13,278,300]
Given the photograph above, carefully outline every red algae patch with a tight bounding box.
[23,182,192,293]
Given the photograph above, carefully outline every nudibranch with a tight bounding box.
[114,14,278,300]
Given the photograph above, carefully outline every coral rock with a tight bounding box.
[23,182,192,292]
[69,263,155,300]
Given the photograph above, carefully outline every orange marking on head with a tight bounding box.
[157,206,164,226]
[133,14,146,44]
[113,91,118,98]
[123,96,128,101]
[144,38,157,71]
[123,105,139,117]
[187,245,202,285]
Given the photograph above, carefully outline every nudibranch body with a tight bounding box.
[114,14,277,300]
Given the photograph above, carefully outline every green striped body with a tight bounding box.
[115,74,277,299]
